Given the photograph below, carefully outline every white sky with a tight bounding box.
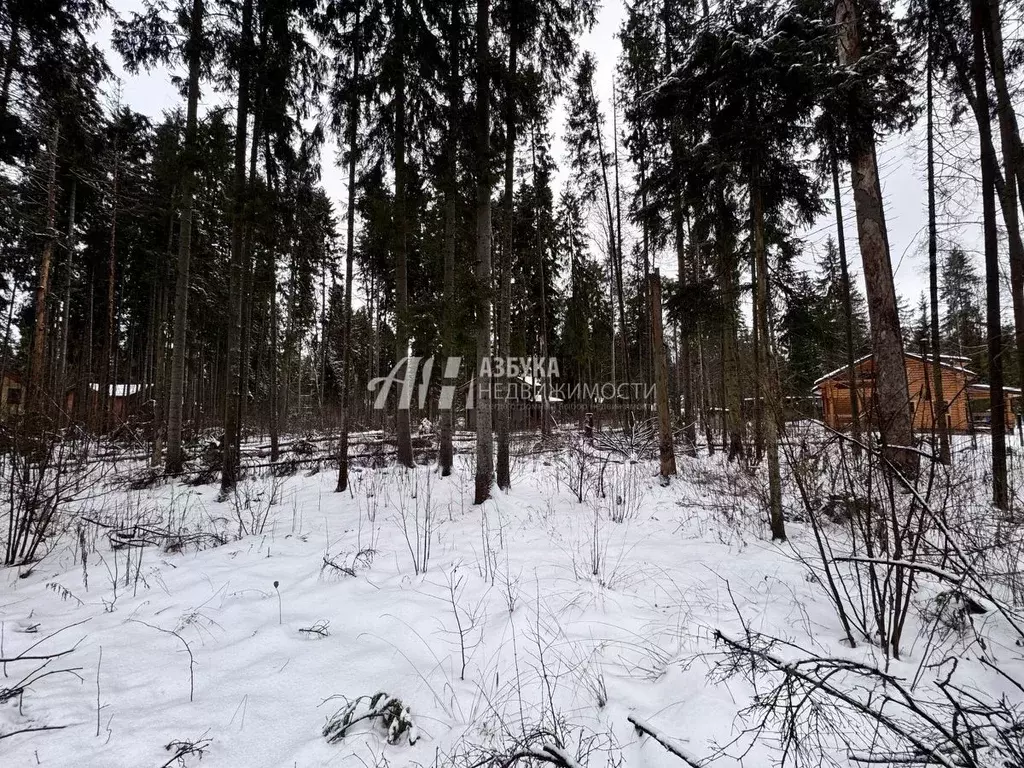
[97,0,984,315]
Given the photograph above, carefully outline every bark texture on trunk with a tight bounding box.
[439,5,460,476]
[836,0,916,473]
[473,0,493,505]
[984,0,1024,418]
[830,144,862,456]
[926,16,950,463]
[28,121,60,414]
[166,0,205,475]
[649,271,676,481]
[221,0,254,495]
[972,0,1008,508]
[394,0,414,469]
[58,177,77,404]
[496,27,517,491]
[750,163,785,542]
[337,10,362,493]
[532,125,551,438]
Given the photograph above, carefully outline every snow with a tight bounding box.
[2,432,1023,766]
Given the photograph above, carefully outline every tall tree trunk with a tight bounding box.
[830,143,862,456]
[750,163,785,541]
[716,190,743,461]
[751,233,764,461]
[221,0,254,494]
[166,0,205,475]
[27,120,60,414]
[100,133,120,433]
[393,0,414,468]
[473,0,494,505]
[439,5,460,476]
[238,99,262,447]
[611,78,631,391]
[496,26,517,491]
[337,8,362,492]
[270,261,280,462]
[58,177,77,409]
[639,133,652,391]
[972,0,1008,509]
[650,270,676,481]
[836,0,916,474]
[151,283,168,466]
[673,184,696,456]
[592,87,629,387]
[983,0,1024,408]
[532,124,551,438]
[926,14,950,464]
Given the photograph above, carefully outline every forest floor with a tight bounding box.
[2,428,1024,767]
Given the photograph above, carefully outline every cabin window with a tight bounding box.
[6,387,22,405]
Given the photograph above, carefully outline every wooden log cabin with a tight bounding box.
[813,352,1020,433]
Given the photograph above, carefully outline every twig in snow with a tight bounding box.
[299,620,330,638]
[160,737,212,768]
[628,714,703,767]
[128,620,194,702]
[0,725,68,741]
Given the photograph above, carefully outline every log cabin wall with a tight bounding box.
[816,355,979,433]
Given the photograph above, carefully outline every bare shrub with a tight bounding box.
[229,475,282,538]
[714,628,1024,768]
[782,432,933,657]
[386,469,437,575]
[2,428,100,566]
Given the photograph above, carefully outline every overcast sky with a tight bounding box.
[97,0,987,316]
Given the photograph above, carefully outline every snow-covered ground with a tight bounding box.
[2,432,1024,766]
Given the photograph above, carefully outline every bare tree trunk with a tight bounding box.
[269,265,280,462]
[926,14,950,463]
[531,124,551,438]
[594,88,629,387]
[473,0,494,505]
[496,26,518,491]
[612,78,631,389]
[440,6,460,476]
[58,178,77,411]
[151,283,168,466]
[337,9,362,492]
[830,143,863,456]
[393,0,413,469]
[836,0,916,474]
[80,267,93,424]
[649,270,676,481]
[750,162,785,541]
[750,230,764,462]
[221,0,254,494]
[716,191,743,461]
[983,0,1024,414]
[100,132,120,434]
[28,120,60,414]
[166,0,205,474]
[673,179,696,456]
[972,0,1008,509]
[238,108,261,447]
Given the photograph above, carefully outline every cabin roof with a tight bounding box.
[812,352,976,390]
[966,382,1024,396]
[87,383,149,397]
